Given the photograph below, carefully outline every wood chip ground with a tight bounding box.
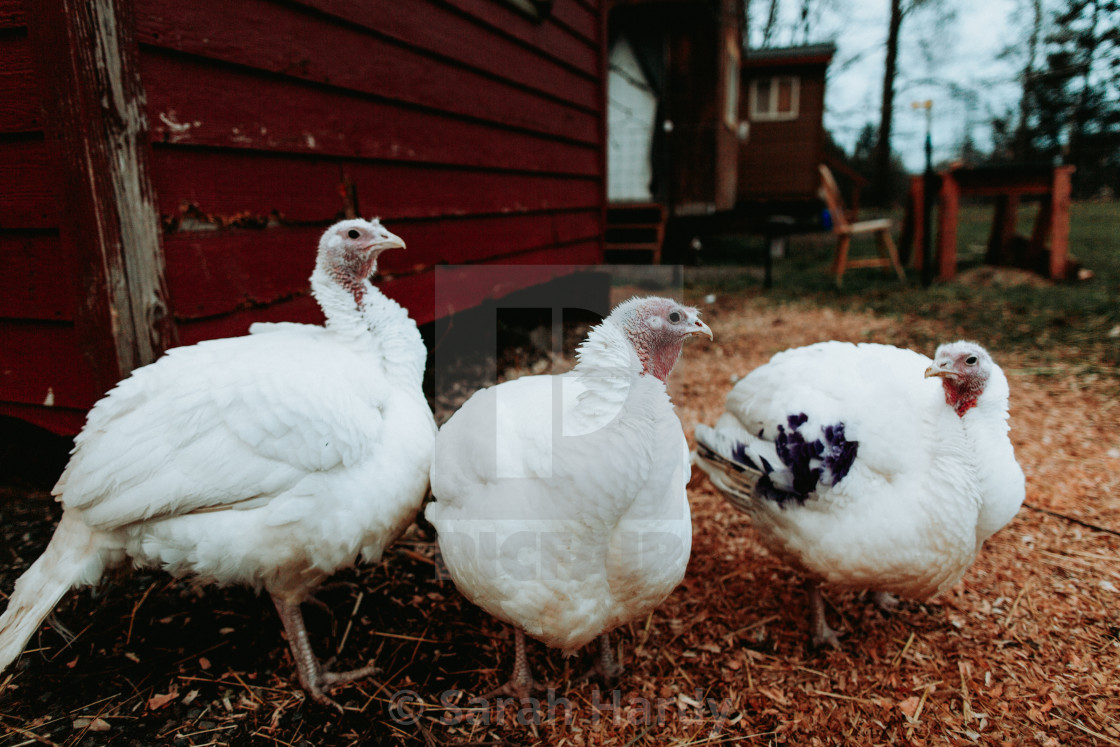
[1,289,1117,746]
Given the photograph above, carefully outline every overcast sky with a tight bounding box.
[752,0,1030,170]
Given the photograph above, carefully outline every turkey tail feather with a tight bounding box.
[0,513,109,674]
[693,425,762,513]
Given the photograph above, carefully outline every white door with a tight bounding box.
[607,36,658,203]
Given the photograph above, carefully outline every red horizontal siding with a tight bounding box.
[297,0,599,98]
[0,233,73,321]
[0,322,99,410]
[0,0,25,28]
[175,294,325,346]
[489,241,602,266]
[0,0,606,437]
[0,138,55,228]
[140,52,599,175]
[343,161,602,219]
[134,1,599,143]
[441,0,598,75]
[149,147,601,224]
[548,0,599,43]
[409,210,602,266]
[162,229,319,320]
[0,402,87,436]
[0,35,39,134]
[0,237,603,432]
[174,239,601,340]
[428,243,603,322]
[162,210,601,320]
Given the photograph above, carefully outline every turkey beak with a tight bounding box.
[924,361,956,379]
[369,230,406,253]
[688,318,714,340]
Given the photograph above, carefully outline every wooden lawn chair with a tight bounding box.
[818,164,906,286]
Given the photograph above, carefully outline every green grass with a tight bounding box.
[686,201,1120,372]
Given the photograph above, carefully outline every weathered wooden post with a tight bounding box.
[28,0,177,398]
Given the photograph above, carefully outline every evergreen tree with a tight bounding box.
[1032,0,1120,195]
[852,123,878,177]
[988,112,1017,162]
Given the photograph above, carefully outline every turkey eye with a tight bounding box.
[347,229,360,239]
[668,311,682,323]
[965,355,978,365]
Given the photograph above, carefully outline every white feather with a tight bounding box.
[0,221,436,676]
[427,304,693,655]
[694,340,1025,600]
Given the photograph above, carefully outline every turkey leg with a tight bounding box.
[575,632,624,683]
[483,627,543,701]
[272,596,378,711]
[807,582,843,650]
[872,590,900,612]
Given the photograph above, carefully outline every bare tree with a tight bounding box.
[760,0,781,47]
[797,0,813,43]
[1014,0,1044,159]
[872,0,904,201]
[871,0,947,202]
[753,0,834,48]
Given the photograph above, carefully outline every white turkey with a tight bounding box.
[693,340,1024,648]
[426,296,712,697]
[0,219,436,709]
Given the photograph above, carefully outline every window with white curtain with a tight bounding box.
[749,76,799,121]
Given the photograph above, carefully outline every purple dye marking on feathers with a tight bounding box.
[721,415,861,506]
[770,414,860,497]
[776,416,824,495]
[821,423,858,485]
[758,475,808,507]
[731,442,758,472]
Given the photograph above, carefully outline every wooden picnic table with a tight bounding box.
[905,164,1075,281]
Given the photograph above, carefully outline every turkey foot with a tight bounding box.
[45,612,77,645]
[807,582,844,650]
[872,591,899,613]
[272,596,378,712]
[481,627,548,701]
[575,633,624,684]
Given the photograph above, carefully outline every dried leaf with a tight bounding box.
[898,696,921,718]
[72,718,110,732]
[147,690,178,711]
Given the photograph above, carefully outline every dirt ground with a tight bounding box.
[1,288,1118,746]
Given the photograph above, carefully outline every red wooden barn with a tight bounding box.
[0,0,608,436]
[738,43,836,204]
